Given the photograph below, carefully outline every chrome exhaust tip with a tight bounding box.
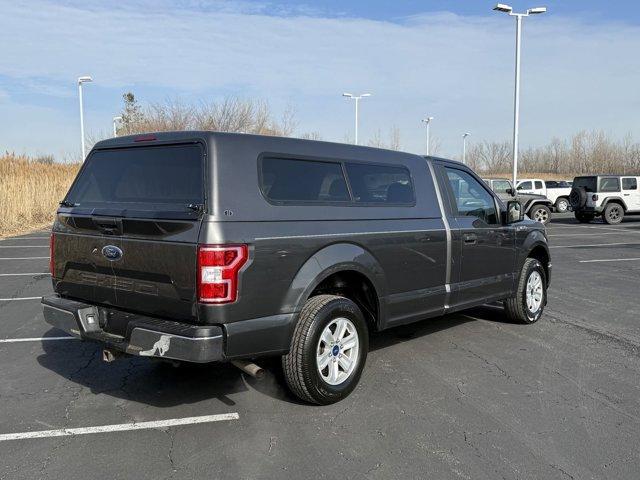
[102,349,118,363]
[231,360,265,379]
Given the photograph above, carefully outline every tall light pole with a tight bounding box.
[343,93,371,145]
[462,133,471,164]
[113,116,122,137]
[421,116,434,156]
[493,4,546,189]
[77,76,93,160]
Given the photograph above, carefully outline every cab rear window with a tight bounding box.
[65,144,204,209]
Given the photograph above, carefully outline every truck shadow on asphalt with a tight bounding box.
[550,217,640,226]
[36,306,513,407]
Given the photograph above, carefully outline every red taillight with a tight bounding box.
[49,233,55,277]
[134,134,157,142]
[197,245,248,304]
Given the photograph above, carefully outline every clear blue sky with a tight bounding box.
[1,0,639,160]
[275,0,640,23]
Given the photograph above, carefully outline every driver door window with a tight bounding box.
[517,181,533,191]
[445,168,498,225]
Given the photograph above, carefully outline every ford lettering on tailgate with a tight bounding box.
[79,272,158,295]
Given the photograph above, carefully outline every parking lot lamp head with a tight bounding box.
[77,76,93,161]
[528,7,547,14]
[493,4,513,13]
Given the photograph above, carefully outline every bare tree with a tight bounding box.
[388,126,401,151]
[299,131,323,141]
[115,94,297,138]
[466,131,640,176]
[429,136,443,157]
[367,129,385,148]
[366,127,401,150]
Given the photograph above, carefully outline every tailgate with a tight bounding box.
[52,142,206,323]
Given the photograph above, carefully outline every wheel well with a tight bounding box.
[528,246,550,280]
[527,202,550,213]
[310,270,379,331]
[604,199,627,211]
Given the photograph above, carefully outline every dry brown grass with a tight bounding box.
[0,153,80,237]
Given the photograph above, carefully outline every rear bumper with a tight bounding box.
[42,295,224,363]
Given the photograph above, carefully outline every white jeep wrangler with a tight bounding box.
[570,175,640,224]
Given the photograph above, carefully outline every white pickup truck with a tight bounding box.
[516,179,573,213]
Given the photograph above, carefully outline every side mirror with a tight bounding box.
[506,200,523,224]
[506,188,515,196]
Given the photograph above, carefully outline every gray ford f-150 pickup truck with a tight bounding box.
[43,132,551,404]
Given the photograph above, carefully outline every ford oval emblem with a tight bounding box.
[101,245,123,261]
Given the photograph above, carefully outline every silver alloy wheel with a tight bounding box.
[526,271,543,314]
[556,199,569,213]
[608,206,621,221]
[316,317,360,386]
[533,208,549,223]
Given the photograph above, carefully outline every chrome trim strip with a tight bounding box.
[255,228,445,241]
[427,160,452,309]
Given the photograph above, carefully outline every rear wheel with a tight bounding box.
[603,203,624,225]
[575,212,594,223]
[504,258,547,324]
[530,205,551,224]
[555,197,569,213]
[282,295,368,405]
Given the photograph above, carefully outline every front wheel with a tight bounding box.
[282,295,369,405]
[504,258,547,324]
[530,205,551,224]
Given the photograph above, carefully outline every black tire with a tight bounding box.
[575,212,594,223]
[603,202,624,225]
[529,204,551,224]
[569,186,587,209]
[504,258,547,324]
[555,197,569,213]
[282,294,369,405]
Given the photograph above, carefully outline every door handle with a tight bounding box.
[463,233,477,245]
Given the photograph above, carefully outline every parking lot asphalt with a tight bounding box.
[1,216,639,480]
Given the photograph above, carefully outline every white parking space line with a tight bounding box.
[0,413,240,442]
[549,224,640,234]
[0,257,49,260]
[579,258,640,263]
[0,297,42,302]
[0,237,50,241]
[547,232,622,237]
[550,242,640,249]
[0,245,49,248]
[0,336,76,343]
[0,273,50,277]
